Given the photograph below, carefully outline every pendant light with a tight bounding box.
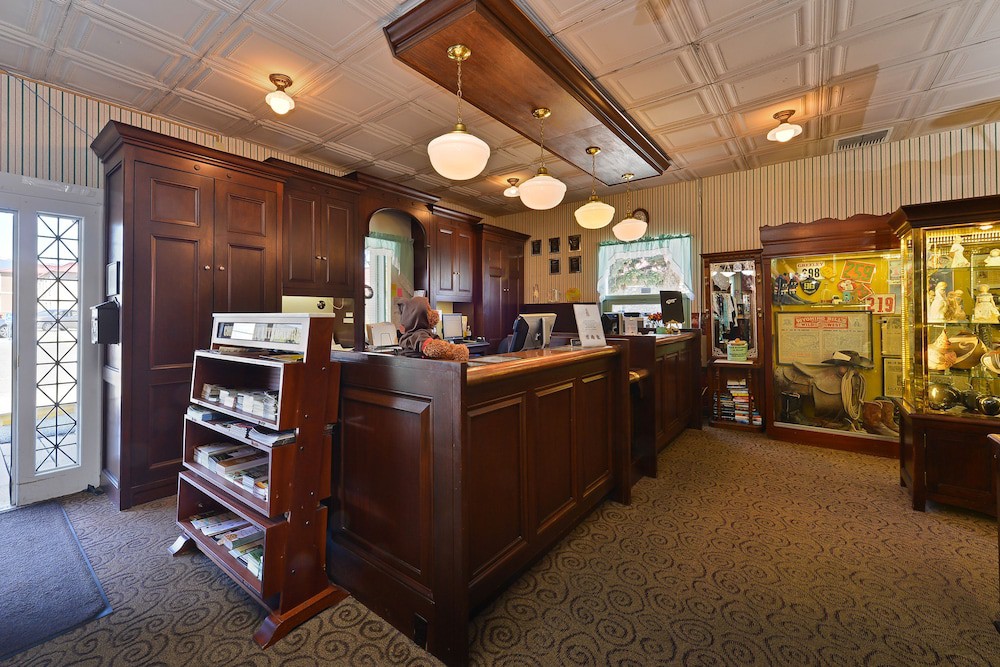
[766,109,803,143]
[503,178,520,197]
[426,44,491,180]
[265,74,295,115]
[612,174,647,242]
[574,146,615,229]
[518,108,567,210]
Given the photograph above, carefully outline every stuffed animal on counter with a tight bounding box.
[397,296,469,362]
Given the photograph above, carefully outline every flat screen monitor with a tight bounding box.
[513,312,557,350]
[441,312,464,340]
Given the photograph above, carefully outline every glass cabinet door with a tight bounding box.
[708,260,758,358]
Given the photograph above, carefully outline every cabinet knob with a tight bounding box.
[218,266,226,271]
[315,255,322,260]
[204,265,211,270]
[321,256,328,261]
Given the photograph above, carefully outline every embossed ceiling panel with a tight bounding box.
[0,0,996,216]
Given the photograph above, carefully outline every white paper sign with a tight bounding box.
[573,304,607,348]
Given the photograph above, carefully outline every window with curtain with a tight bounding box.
[364,233,414,328]
[597,235,694,318]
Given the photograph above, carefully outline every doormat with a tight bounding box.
[0,501,111,661]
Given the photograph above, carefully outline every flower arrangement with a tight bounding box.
[648,312,662,323]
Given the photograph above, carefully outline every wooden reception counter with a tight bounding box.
[324,340,695,665]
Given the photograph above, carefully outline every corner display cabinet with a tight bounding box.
[702,250,764,430]
[890,194,1000,516]
[760,214,901,457]
[171,312,348,645]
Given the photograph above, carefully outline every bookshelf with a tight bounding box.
[170,313,344,647]
[709,359,763,430]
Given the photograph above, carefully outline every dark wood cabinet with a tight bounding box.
[900,407,997,516]
[432,211,476,303]
[265,159,364,298]
[92,122,284,509]
[477,224,528,351]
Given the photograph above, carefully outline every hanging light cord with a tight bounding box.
[589,151,597,196]
[625,175,633,212]
[538,115,546,167]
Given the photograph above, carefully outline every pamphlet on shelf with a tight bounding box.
[248,427,295,447]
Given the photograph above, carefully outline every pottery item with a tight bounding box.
[951,330,987,370]
[927,331,958,371]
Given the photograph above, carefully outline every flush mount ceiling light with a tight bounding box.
[265,74,295,115]
[574,146,615,229]
[766,109,803,143]
[612,174,647,242]
[426,44,490,181]
[503,177,520,197]
[518,108,567,211]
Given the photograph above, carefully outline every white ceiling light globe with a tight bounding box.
[767,122,802,143]
[265,89,295,115]
[574,198,615,229]
[612,217,647,242]
[518,168,566,210]
[427,124,490,180]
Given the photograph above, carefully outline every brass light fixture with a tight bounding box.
[612,174,647,242]
[574,146,615,229]
[503,177,520,197]
[518,108,566,210]
[426,44,490,180]
[766,109,803,143]
[265,74,295,115]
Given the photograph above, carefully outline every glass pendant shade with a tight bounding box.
[503,177,520,197]
[427,123,490,180]
[265,90,295,114]
[518,168,566,210]
[766,110,802,143]
[574,196,615,229]
[612,217,647,242]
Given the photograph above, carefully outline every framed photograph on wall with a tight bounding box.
[569,256,581,273]
[530,239,541,255]
[549,259,560,274]
[549,237,560,254]
[568,234,581,252]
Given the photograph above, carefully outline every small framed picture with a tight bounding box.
[569,256,581,273]
[568,234,581,252]
[530,239,541,255]
[549,259,560,274]
[549,237,560,254]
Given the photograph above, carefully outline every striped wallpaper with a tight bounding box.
[3,70,999,310]
[486,121,1000,306]
[0,71,345,189]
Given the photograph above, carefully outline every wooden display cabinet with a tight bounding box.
[171,312,346,646]
[760,214,901,457]
[702,250,764,430]
[891,194,1000,515]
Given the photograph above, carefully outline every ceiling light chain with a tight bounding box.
[517,107,566,210]
[455,51,464,124]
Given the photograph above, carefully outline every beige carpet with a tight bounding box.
[5,427,1000,666]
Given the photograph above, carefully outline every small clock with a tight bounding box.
[632,208,649,223]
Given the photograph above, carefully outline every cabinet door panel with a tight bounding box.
[455,226,474,300]
[215,180,279,313]
[924,428,994,505]
[323,196,354,293]
[284,193,321,288]
[578,373,613,496]
[435,225,456,296]
[482,238,505,347]
[532,382,576,534]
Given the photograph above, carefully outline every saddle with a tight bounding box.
[775,362,865,419]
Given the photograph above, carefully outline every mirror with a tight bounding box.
[709,260,757,358]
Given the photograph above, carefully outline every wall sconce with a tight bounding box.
[265,74,295,115]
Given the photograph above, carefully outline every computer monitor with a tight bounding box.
[441,312,464,340]
[513,312,557,350]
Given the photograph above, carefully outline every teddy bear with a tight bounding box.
[397,296,469,362]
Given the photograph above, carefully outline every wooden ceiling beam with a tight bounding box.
[384,0,672,186]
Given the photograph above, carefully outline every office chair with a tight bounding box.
[497,317,529,353]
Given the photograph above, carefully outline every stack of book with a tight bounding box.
[228,539,264,579]
[193,442,268,479]
[236,390,279,421]
[724,379,761,425]
[717,388,736,422]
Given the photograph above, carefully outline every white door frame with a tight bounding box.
[0,172,102,506]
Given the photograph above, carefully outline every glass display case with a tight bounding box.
[702,250,764,430]
[890,195,1000,517]
[760,213,900,456]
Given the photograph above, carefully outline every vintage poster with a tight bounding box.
[880,316,902,356]
[776,311,872,365]
[883,357,903,398]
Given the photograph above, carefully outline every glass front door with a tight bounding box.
[0,174,101,508]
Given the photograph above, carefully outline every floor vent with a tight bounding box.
[834,129,890,151]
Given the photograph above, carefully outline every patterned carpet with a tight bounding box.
[5,427,1000,666]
